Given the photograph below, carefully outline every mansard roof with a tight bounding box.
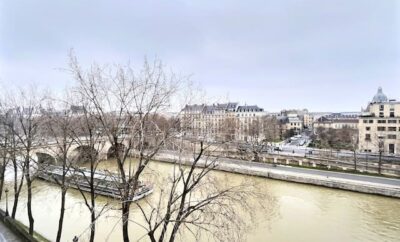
[236,105,263,112]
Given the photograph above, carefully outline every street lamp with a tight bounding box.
[365,141,369,172]
[378,137,384,175]
[5,187,9,216]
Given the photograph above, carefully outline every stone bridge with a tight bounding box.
[33,138,131,165]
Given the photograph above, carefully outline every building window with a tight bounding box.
[365,134,371,141]
[388,120,397,124]
[388,127,396,131]
[388,134,396,139]
[378,120,386,123]
[377,127,386,131]
[366,127,370,131]
[389,144,395,154]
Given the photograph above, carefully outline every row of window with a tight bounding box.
[375,126,400,132]
[363,119,398,124]
[237,113,257,117]
[365,134,397,140]
[378,112,395,118]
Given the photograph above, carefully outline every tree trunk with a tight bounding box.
[0,162,5,200]
[26,177,34,235]
[89,162,96,242]
[90,208,95,242]
[378,152,382,175]
[12,160,24,219]
[122,203,130,242]
[148,231,156,242]
[56,189,67,242]
[353,150,357,171]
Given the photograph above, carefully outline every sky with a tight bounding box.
[0,0,399,112]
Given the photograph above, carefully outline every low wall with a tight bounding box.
[0,209,42,241]
[214,151,400,177]
[154,155,400,199]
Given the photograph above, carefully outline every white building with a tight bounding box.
[358,87,400,154]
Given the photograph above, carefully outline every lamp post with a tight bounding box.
[5,187,9,216]
[378,137,384,175]
[365,141,369,172]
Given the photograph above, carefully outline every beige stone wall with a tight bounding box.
[358,102,400,154]
[314,121,358,130]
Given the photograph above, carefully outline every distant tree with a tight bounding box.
[315,126,358,163]
[245,118,265,162]
[262,116,280,144]
[220,115,237,142]
[283,129,295,140]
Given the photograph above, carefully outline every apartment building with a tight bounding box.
[235,105,265,141]
[314,112,359,130]
[358,87,400,154]
[180,102,265,142]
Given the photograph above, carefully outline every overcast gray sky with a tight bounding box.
[1,0,399,112]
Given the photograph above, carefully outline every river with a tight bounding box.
[0,159,399,242]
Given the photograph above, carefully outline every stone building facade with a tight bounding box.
[314,112,359,130]
[358,87,400,154]
[180,102,266,142]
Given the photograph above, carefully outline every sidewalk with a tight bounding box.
[156,151,400,198]
[0,220,22,242]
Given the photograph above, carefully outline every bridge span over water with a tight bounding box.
[27,137,131,164]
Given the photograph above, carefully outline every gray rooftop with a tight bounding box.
[371,87,389,103]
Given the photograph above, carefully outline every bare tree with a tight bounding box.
[220,115,237,142]
[68,53,181,242]
[42,96,78,242]
[348,128,359,171]
[9,87,44,235]
[0,106,25,219]
[262,116,280,144]
[0,108,11,201]
[136,141,263,242]
[68,100,109,242]
[245,118,265,162]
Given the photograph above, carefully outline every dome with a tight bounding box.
[372,87,388,103]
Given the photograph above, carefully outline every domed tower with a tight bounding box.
[371,87,388,103]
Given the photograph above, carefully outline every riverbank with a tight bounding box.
[0,209,50,242]
[154,152,400,198]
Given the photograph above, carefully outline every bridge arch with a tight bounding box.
[35,152,57,165]
[107,143,126,160]
[69,145,99,164]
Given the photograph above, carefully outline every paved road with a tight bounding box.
[218,157,400,187]
[0,220,22,242]
[159,150,400,188]
[274,145,400,163]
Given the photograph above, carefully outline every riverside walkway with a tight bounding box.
[156,151,400,198]
[0,220,22,242]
